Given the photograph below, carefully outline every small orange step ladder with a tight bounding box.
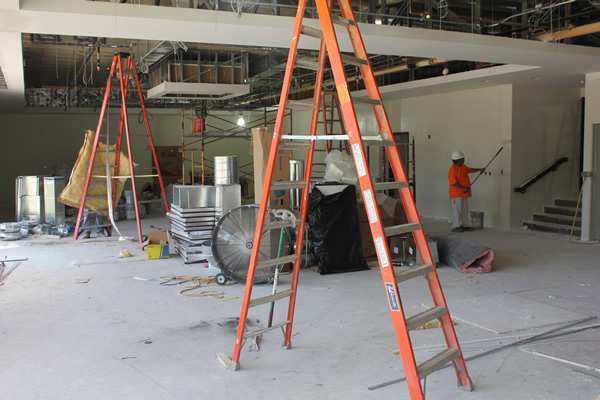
[217,1,473,398]
[73,53,169,242]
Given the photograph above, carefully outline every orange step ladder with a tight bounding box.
[217,1,473,398]
[73,53,170,243]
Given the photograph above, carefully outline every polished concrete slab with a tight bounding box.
[1,215,599,399]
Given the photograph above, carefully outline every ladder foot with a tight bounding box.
[458,377,474,392]
[282,341,292,350]
[217,353,240,370]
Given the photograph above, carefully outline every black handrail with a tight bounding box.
[514,157,568,194]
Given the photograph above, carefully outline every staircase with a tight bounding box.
[522,199,581,235]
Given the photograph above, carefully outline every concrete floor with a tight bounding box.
[1,215,599,400]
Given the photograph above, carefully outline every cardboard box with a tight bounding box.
[147,231,170,259]
[251,127,290,209]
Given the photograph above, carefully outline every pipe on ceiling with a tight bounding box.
[534,21,600,41]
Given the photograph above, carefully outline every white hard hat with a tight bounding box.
[451,150,465,160]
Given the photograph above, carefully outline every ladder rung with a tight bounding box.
[383,223,421,237]
[395,264,434,283]
[96,150,120,153]
[365,141,394,147]
[331,14,355,27]
[286,100,317,111]
[373,181,408,191]
[271,180,308,190]
[249,288,294,308]
[418,348,460,380]
[341,54,368,66]
[256,254,299,271]
[82,209,109,214]
[85,195,110,199]
[296,58,321,71]
[93,165,117,169]
[406,306,447,331]
[278,142,311,151]
[300,25,323,39]
[264,220,294,230]
[243,320,291,339]
[353,96,381,106]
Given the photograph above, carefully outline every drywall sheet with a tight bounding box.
[445,293,590,334]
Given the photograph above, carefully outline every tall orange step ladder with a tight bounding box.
[217,1,473,398]
[73,53,170,243]
[320,91,350,154]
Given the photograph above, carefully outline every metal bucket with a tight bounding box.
[214,156,239,185]
[289,160,305,210]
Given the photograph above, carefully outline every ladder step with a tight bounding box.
[249,288,294,308]
[243,320,292,339]
[418,348,460,380]
[78,223,111,230]
[395,264,434,283]
[286,100,317,111]
[363,139,394,147]
[296,58,321,71]
[271,180,308,190]
[383,223,421,237]
[82,209,109,214]
[92,165,117,169]
[373,181,408,191]
[278,142,311,151]
[264,219,295,230]
[341,54,368,67]
[256,254,298,271]
[406,306,447,331]
[300,25,323,39]
[353,96,381,106]
[96,150,120,153]
[331,14,356,27]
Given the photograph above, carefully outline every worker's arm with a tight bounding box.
[470,168,485,173]
[452,182,470,193]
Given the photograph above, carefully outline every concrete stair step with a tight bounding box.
[543,205,581,217]
[533,213,580,227]
[554,198,580,208]
[523,220,580,236]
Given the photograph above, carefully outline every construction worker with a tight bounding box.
[448,150,485,233]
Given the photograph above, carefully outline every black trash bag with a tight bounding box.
[307,184,369,275]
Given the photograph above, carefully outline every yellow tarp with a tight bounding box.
[58,130,133,214]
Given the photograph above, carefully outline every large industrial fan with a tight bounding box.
[211,205,291,285]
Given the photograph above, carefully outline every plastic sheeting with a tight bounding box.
[58,130,132,214]
[432,233,495,274]
[307,184,369,275]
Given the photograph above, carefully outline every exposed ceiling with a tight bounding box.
[4,0,600,112]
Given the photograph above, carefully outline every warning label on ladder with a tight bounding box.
[352,143,366,177]
[375,236,390,268]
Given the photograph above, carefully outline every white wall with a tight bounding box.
[510,85,582,228]
[397,85,513,228]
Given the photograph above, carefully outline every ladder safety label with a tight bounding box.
[363,189,377,223]
[352,143,367,177]
[375,236,390,268]
[337,83,351,105]
[385,283,400,311]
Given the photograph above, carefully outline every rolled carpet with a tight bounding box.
[432,233,495,274]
